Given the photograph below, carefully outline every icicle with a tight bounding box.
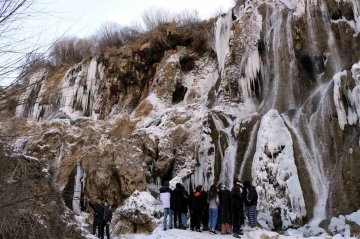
[16,70,46,118]
[333,71,348,130]
[238,49,261,99]
[73,163,86,216]
[214,11,232,78]
[58,59,104,119]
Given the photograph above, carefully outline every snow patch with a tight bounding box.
[116,190,162,221]
[345,209,360,225]
[329,216,351,238]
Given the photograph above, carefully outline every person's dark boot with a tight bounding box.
[202,226,210,231]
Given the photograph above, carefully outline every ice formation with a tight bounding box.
[328,216,351,238]
[212,112,238,188]
[252,109,306,229]
[114,190,162,229]
[16,70,47,119]
[16,59,104,121]
[345,209,360,225]
[333,71,349,130]
[214,11,232,78]
[333,62,360,129]
[73,163,86,216]
[11,0,360,235]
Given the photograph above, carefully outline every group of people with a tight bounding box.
[89,198,113,239]
[159,178,258,238]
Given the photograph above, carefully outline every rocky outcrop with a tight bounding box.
[112,190,162,234]
[4,0,360,236]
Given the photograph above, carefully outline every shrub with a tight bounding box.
[93,22,123,53]
[93,22,143,53]
[50,37,94,65]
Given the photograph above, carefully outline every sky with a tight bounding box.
[37,0,234,39]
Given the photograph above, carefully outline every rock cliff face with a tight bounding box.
[3,0,360,236]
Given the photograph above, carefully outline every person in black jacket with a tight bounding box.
[105,205,113,239]
[191,185,206,232]
[171,183,184,228]
[100,199,111,239]
[218,183,232,235]
[201,189,209,231]
[180,185,189,229]
[243,181,258,228]
[89,198,104,237]
[189,187,195,231]
[231,185,244,238]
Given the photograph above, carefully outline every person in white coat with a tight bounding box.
[159,181,173,230]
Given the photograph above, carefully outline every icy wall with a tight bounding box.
[16,59,104,121]
[11,0,360,232]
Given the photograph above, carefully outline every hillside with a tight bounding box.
[1,0,360,238]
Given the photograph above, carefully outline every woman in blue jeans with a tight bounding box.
[208,184,220,235]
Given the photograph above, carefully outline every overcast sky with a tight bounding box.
[37,0,234,39]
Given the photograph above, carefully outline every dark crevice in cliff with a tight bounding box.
[172,86,188,103]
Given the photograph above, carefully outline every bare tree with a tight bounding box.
[174,9,201,27]
[93,21,143,53]
[0,0,47,87]
[49,36,94,65]
[94,22,123,53]
[141,7,172,31]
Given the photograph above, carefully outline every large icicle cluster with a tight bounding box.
[252,109,306,229]
[16,70,47,119]
[16,59,104,121]
[214,11,232,78]
[59,59,104,119]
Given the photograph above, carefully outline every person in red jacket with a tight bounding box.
[191,185,206,232]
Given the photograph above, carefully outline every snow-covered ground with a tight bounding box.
[76,213,360,239]
[109,227,336,239]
